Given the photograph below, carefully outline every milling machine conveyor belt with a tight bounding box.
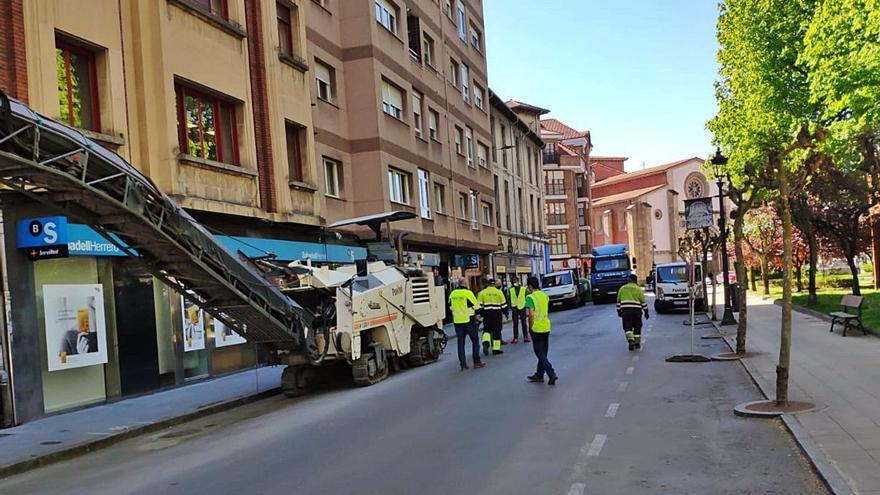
[0,91,309,349]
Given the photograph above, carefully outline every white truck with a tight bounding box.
[653,262,704,313]
[541,269,588,309]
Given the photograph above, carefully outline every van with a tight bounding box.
[541,269,588,309]
[653,262,704,313]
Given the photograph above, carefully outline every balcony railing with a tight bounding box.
[545,182,565,196]
[543,150,561,163]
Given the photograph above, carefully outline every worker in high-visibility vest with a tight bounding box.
[478,278,508,356]
[507,278,530,344]
[617,274,649,351]
[526,276,557,385]
[448,278,485,370]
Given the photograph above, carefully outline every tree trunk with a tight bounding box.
[776,168,793,407]
[846,255,862,296]
[734,211,748,355]
[761,257,770,295]
[795,263,803,292]
[750,266,758,292]
[807,232,818,306]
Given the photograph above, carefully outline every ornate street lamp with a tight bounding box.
[710,148,737,325]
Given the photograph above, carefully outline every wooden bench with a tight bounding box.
[829,295,866,336]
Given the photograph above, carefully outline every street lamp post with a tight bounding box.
[711,148,737,326]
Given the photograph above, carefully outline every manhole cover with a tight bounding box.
[40,440,63,445]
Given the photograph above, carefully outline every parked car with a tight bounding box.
[541,269,588,309]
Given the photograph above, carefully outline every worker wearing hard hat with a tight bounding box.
[526,276,557,385]
[507,278,530,344]
[449,278,485,370]
[478,278,508,356]
[617,274,649,351]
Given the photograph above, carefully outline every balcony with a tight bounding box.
[544,182,565,196]
[543,150,561,164]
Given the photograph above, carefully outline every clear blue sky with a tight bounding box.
[484,0,719,171]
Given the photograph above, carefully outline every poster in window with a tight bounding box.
[43,284,108,372]
[214,319,247,348]
[181,296,206,352]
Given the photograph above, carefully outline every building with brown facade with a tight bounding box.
[0,0,354,425]
[487,94,547,281]
[539,118,592,274]
[305,0,495,288]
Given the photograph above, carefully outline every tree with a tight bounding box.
[790,191,821,304]
[743,206,781,296]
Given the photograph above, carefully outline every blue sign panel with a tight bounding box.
[16,216,68,248]
[67,224,129,257]
[216,235,366,263]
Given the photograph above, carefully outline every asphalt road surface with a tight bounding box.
[0,298,827,495]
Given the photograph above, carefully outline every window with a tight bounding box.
[515,138,521,175]
[191,0,228,18]
[546,202,567,226]
[418,169,431,218]
[465,126,474,166]
[375,0,398,33]
[315,60,334,102]
[323,157,340,198]
[578,204,586,227]
[490,116,497,161]
[56,40,100,131]
[277,3,294,56]
[602,210,612,240]
[422,33,435,67]
[477,142,488,168]
[494,175,501,225]
[433,183,445,214]
[406,13,421,61]
[313,0,326,6]
[449,59,459,87]
[388,168,411,204]
[176,84,239,164]
[444,0,452,18]
[285,122,305,181]
[504,180,511,229]
[458,192,468,219]
[470,24,482,51]
[545,170,565,195]
[382,80,403,119]
[456,1,466,41]
[481,202,492,226]
[412,91,423,138]
[550,232,569,256]
[454,126,463,155]
[474,84,484,110]
[518,187,525,232]
[460,63,470,103]
[620,209,628,231]
[428,108,439,141]
[530,194,536,232]
[470,190,479,230]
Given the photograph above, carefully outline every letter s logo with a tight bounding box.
[43,222,58,244]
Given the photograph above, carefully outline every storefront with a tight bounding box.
[0,202,364,425]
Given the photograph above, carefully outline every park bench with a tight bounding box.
[829,295,866,337]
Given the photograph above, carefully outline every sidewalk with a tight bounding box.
[722,293,880,495]
[0,366,281,478]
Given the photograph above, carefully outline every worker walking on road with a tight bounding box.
[617,274,649,351]
[507,278,530,344]
[478,279,508,356]
[526,276,557,385]
[449,278,485,370]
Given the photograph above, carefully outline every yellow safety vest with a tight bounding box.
[529,290,551,333]
[509,286,526,310]
[477,286,507,311]
[449,288,479,324]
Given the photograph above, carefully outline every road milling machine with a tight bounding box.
[0,91,446,398]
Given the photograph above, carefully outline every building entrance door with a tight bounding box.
[113,266,160,396]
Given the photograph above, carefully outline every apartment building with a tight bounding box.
[305,0,495,288]
[540,118,592,275]
[0,0,347,425]
[488,92,547,281]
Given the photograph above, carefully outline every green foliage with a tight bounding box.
[766,287,880,332]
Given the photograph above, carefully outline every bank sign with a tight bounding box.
[16,217,128,260]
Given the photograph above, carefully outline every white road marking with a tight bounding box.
[587,434,607,456]
[567,482,586,495]
[605,403,620,418]
[625,367,635,375]
[632,355,639,362]
[618,381,628,392]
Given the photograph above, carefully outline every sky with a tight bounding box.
[483,0,720,172]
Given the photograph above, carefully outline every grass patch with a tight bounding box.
[762,285,880,333]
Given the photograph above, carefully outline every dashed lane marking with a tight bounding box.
[605,403,620,418]
[632,355,639,362]
[567,482,586,495]
[618,381,628,392]
[587,434,607,456]
[625,367,635,375]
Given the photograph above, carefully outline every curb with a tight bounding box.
[711,319,855,495]
[0,387,281,480]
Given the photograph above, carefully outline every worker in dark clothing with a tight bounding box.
[449,278,485,370]
[507,278,530,344]
[617,274,649,351]
[477,278,508,355]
